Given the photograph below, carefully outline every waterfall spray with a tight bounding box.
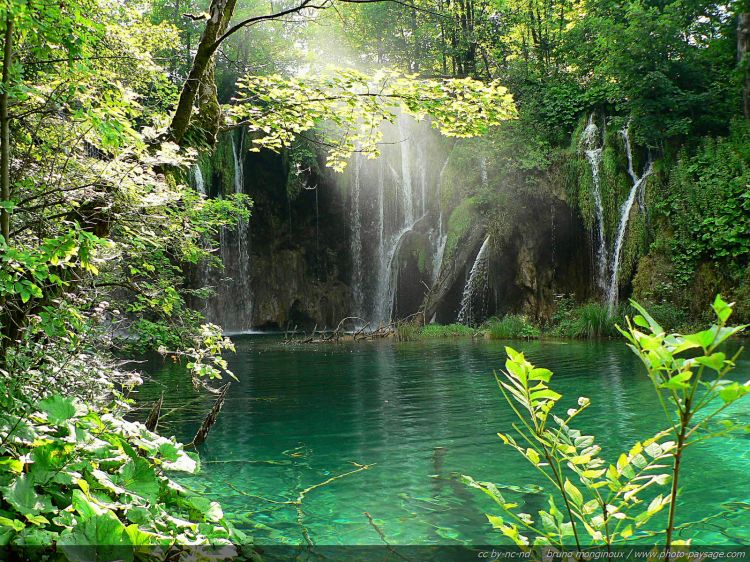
[230,130,253,328]
[457,236,491,326]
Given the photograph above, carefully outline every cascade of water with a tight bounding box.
[350,155,364,318]
[606,128,652,311]
[231,130,253,326]
[479,156,489,188]
[192,165,205,195]
[582,114,608,293]
[418,144,428,216]
[398,116,414,225]
[345,116,452,327]
[457,236,491,326]
[431,155,451,283]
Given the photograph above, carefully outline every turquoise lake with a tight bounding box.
[137,337,750,547]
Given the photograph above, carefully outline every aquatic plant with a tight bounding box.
[465,295,749,549]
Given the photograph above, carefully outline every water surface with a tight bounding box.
[137,337,750,546]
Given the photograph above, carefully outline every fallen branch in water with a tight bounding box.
[144,393,163,432]
[364,511,411,561]
[190,382,230,446]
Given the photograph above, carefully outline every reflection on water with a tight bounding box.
[136,337,750,545]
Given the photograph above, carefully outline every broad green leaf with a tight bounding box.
[2,475,54,515]
[563,479,583,507]
[38,396,81,424]
[116,458,160,503]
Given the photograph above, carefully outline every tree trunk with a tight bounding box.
[739,13,750,119]
[1,14,13,243]
[169,0,237,145]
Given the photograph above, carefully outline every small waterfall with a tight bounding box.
[398,115,414,225]
[606,127,652,311]
[343,116,453,327]
[431,155,451,283]
[457,236,491,326]
[582,114,608,293]
[192,165,206,195]
[217,130,253,331]
[350,155,364,318]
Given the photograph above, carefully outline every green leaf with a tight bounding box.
[529,368,552,382]
[563,479,583,507]
[38,395,81,424]
[683,329,716,350]
[712,295,733,323]
[661,371,693,390]
[629,300,664,335]
[486,514,505,529]
[2,475,54,515]
[529,389,561,402]
[59,511,131,561]
[718,382,750,404]
[694,352,726,372]
[116,458,160,503]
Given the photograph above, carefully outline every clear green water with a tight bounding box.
[138,337,750,546]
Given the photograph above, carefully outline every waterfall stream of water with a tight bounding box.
[606,128,652,311]
[350,156,365,319]
[457,236,491,326]
[192,165,205,195]
[582,114,608,293]
[348,117,450,327]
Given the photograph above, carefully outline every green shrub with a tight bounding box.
[395,322,420,341]
[465,295,749,549]
[485,315,540,339]
[549,300,620,338]
[0,392,244,551]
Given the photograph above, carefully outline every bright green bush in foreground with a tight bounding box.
[0,394,245,556]
[465,295,749,548]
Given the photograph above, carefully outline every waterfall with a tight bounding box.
[192,165,205,195]
[479,156,489,188]
[582,114,608,293]
[457,236,491,326]
[350,155,364,318]
[431,155,451,283]
[606,128,652,311]
[220,130,253,331]
[398,115,414,225]
[343,116,452,327]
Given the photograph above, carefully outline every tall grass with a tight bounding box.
[485,315,540,339]
[550,301,621,338]
[571,303,619,338]
[420,323,477,338]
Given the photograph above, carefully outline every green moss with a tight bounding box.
[444,197,480,264]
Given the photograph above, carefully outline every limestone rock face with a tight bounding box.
[250,249,351,330]
[190,133,596,331]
